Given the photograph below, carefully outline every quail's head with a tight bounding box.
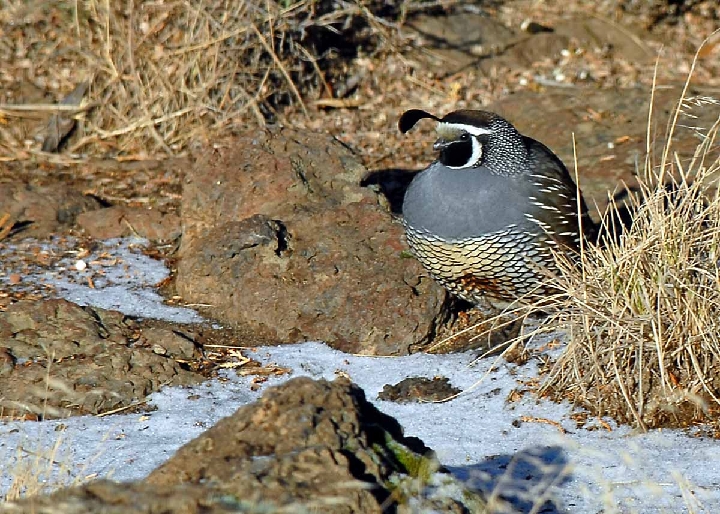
[399,109,528,175]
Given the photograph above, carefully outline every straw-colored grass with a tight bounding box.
[2,432,70,502]
[540,54,720,430]
[0,0,411,160]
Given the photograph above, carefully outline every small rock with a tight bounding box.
[378,376,462,403]
[142,327,198,360]
[151,344,167,356]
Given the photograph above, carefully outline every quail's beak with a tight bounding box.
[433,138,451,151]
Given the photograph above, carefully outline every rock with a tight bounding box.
[405,13,519,76]
[0,183,100,239]
[495,31,571,68]
[378,376,462,403]
[0,299,202,418]
[5,377,486,513]
[0,481,233,514]
[148,377,428,508]
[554,17,654,62]
[141,326,198,360]
[176,128,447,355]
[76,206,181,241]
[404,12,654,77]
[494,17,654,69]
[0,298,125,360]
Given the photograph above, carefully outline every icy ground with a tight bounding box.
[1,238,719,513]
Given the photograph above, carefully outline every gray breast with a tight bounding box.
[402,161,537,241]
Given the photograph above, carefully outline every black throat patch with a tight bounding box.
[440,139,474,168]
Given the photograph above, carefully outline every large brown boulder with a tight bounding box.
[4,378,486,513]
[176,128,447,355]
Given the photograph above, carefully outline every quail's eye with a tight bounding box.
[459,133,470,141]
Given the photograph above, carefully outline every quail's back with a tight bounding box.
[399,108,595,307]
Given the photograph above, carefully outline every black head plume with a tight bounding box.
[398,109,441,134]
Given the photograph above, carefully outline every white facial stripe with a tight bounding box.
[436,122,493,136]
[469,137,483,165]
[446,137,483,169]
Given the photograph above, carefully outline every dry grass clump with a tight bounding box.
[0,0,416,160]
[2,433,69,502]
[541,78,720,430]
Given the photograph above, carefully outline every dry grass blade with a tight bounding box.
[539,39,720,430]
[0,104,95,113]
[0,213,13,241]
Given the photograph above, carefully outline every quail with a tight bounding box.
[399,108,596,308]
